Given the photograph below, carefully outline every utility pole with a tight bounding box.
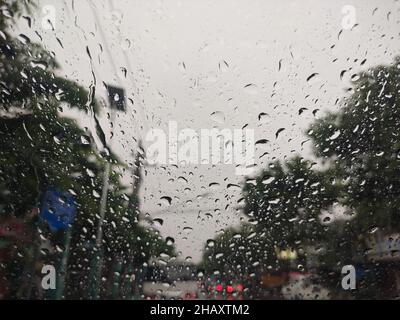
[55,227,73,300]
[89,159,111,299]
[85,0,149,299]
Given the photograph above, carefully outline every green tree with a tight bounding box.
[309,57,400,233]
[202,56,400,300]
[202,157,339,284]
[201,225,263,274]
[243,157,338,252]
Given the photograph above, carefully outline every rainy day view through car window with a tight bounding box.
[0,0,400,304]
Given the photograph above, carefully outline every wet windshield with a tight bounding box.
[0,0,400,300]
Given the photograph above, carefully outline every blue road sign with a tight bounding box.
[40,189,77,232]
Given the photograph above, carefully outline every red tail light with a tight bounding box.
[236,284,244,292]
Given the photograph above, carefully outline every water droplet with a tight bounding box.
[153,218,164,227]
[210,111,225,124]
[207,239,215,248]
[183,226,193,234]
[244,83,258,95]
[329,130,341,140]
[262,177,275,185]
[306,73,319,83]
[218,60,229,72]
[258,112,269,124]
[255,139,269,145]
[166,237,175,246]
[160,196,172,206]
[81,135,91,145]
[17,34,30,45]
[275,128,285,139]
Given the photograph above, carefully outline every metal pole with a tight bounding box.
[89,161,111,299]
[55,226,73,300]
[96,162,111,248]
[111,258,122,299]
[85,0,148,299]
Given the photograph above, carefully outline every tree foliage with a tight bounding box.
[0,1,173,299]
[203,57,400,299]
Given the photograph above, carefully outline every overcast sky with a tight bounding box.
[16,0,400,262]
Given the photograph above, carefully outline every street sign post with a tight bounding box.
[40,189,77,299]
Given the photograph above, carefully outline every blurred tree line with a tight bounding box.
[0,0,173,299]
[202,55,400,299]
